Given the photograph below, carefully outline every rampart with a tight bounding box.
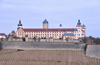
[86,44,100,59]
[0,42,86,50]
[0,42,100,59]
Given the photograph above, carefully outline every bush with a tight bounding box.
[44,37,46,39]
[1,38,3,41]
[22,37,26,41]
[59,38,62,39]
[33,37,36,41]
[82,36,100,44]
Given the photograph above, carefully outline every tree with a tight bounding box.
[82,37,87,43]
[44,37,46,39]
[38,37,40,42]
[59,38,62,40]
[1,38,3,41]
[33,37,36,41]
[66,37,69,42]
[22,37,26,42]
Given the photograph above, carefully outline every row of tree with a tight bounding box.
[82,36,100,44]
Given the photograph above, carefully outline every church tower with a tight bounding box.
[76,20,83,38]
[43,19,48,29]
[18,19,22,28]
[76,19,86,38]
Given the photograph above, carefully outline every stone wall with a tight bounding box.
[8,38,22,41]
[0,42,86,50]
[1,42,100,59]
[86,44,100,59]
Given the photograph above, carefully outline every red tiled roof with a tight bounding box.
[11,30,15,33]
[22,28,74,32]
[0,33,6,36]
[8,33,12,36]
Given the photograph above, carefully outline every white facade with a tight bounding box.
[16,19,86,39]
[0,33,6,38]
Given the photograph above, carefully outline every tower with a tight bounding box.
[43,19,48,29]
[18,19,22,28]
[82,24,86,37]
[76,20,83,38]
[73,28,78,39]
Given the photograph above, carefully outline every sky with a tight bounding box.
[0,0,100,37]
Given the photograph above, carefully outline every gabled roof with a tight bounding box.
[8,33,12,36]
[64,33,74,36]
[0,33,6,36]
[11,30,15,33]
[22,28,74,32]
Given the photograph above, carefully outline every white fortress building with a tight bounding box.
[16,19,86,40]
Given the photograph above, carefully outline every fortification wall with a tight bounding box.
[86,44,100,59]
[0,42,86,50]
[1,42,100,59]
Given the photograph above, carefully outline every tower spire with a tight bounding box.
[77,19,81,25]
[18,19,22,28]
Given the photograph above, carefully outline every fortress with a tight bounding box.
[16,19,86,40]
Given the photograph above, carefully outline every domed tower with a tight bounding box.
[43,19,48,29]
[82,24,86,37]
[18,19,22,28]
[77,20,81,27]
[76,20,82,38]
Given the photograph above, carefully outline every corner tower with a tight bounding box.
[43,19,48,29]
[18,19,22,28]
[76,19,86,38]
[82,24,86,37]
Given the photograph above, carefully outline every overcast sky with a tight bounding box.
[0,0,100,37]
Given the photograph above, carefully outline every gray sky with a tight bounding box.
[0,0,100,37]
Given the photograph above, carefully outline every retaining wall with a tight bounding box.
[1,42,100,59]
[0,42,86,50]
[86,44,100,59]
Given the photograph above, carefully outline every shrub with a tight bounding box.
[33,37,36,41]
[44,37,46,39]
[59,38,62,39]
[22,37,26,41]
[1,38,3,41]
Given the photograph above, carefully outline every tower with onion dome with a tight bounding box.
[18,19,22,28]
[43,19,48,29]
[75,19,86,39]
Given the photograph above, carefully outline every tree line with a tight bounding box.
[82,36,100,44]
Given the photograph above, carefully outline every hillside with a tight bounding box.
[0,49,100,65]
